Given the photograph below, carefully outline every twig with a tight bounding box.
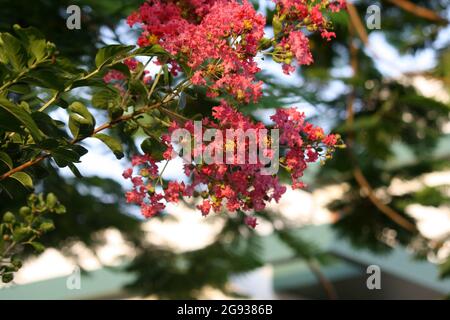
[306,260,338,300]
[386,0,448,25]
[347,3,368,45]
[0,102,165,181]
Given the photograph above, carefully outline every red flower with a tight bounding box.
[244,216,258,229]
[103,70,126,83]
[122,168,133,179]
[197,200,212,216]
[124,58,138,71]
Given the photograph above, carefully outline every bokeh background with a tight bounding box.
[0,0,449,299]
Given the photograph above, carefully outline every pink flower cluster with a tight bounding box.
[123,101,338,228]
[128,0,265,103]
[120,1,345,228]
[128,0,344,101]
[271,0,346,74]
[103,70,127,84]
[270,107,337,188]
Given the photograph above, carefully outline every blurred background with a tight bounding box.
[0,0,449,299]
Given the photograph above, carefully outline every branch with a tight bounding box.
[352,167,417,232]
[345,24,418,233]
[386,0,448,25]
[0,102,165,181]
[347,2,449,86]
[306,260,338,300]
[347,3,368,45]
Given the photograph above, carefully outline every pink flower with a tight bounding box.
[103,70,127,83]
[244,216,258,229]
[323,134,338,146]
[191,71,206,85]
[197,200,212,216]
[141,202,164,218]
[164,181,185,203]
[124,58,138,71]
[120,0,345,226]
[131,176,144,187]
[125,190,144,204]
[144,102,331,217]
[329,0,347,12]
[128,0,265,102]
[321,30,336,41]
[310,5,323,26]
[120,100,333,220]
[122,168,133,179]
[282,64,296,75]
[287,31,313,66]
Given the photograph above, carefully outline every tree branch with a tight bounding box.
[306,259,338,300]
[346,23,418,233]
[0,102,165,181]
[386,0,448,25]
[347,3,368,46]
[347,2,449,87]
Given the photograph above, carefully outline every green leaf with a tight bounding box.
[8,83,30,94]
[28,39,47,63]
[68,102,95,139]
[93,133,124,159]
[29,242,45,253]
[46,193,58,209]
[0,152,13,170]
[10,172,33,189]
[95,45,134,69]
[109,62,131,77]
[0,97,43,141]
[24,69,65,91]
[39,220,55,232]
[272,15,282,36]
[141,137,165,161]
[68,163,83,178]
[0,108,24,134]
[12,226,32,242]
[71,144,88,157]
[108,104,124,120]
[3,211,15,223]
[2,273,14,283]
[134,44,168,57]
[129,79,148,99]
[0,32,27,71]
[163,64,170,86]
[13,24,45,42]
[51,147,81,167]
[14,24,49,65]
[140,138,153,154]
[92,89,121,110]
[32,112,67,139]
[70,78,105,89]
